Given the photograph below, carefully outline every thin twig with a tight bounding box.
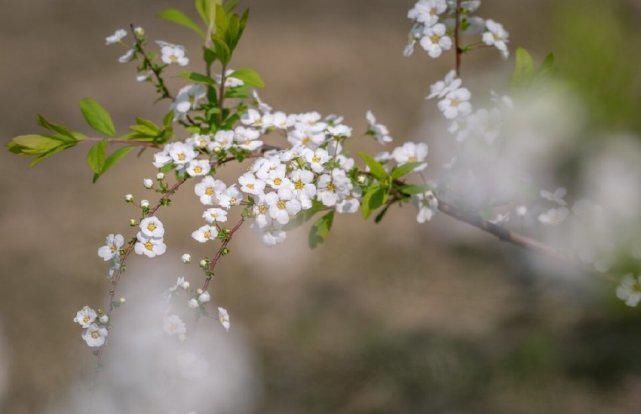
[129,24,173,101]
[203,217,245,292]
[454,0,462,76]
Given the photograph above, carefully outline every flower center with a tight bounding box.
[91,331,100,339]
[147,223,157,232]
[450,98,460,107]
[430,34,440,43]
[193,166,203,174]
[277,200,287,210]
[312,155,321,163]
[144,241,154,251]
[294,180,304,190]
[177,153,186,161]
[273,178,282,186]
[205,187,214,196]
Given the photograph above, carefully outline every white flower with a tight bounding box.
[97,234,124,261]
[408,0,447,26]
[336,190,362,214]
[191,225,219,243]
[186,159,211,177]
[234,127,263,151]
[136,71,152,82]
[217,185,242,209]
[218,307,230,331]
[617,274,641,307]
[188,298,199,309]
[437,87,472,119]
[265,189,301,225]
[420,24,452,58]
[317,169,351,207]
[188,134,211,149]
[105,29,127,45]
[251,195,272,229]
[482,19,510,59]
[260,227,287,246]
[181,253,192,263]
[140,200,150,209]
[216,70,244,88]
[139,217,165,238]
[265,165,291,191]
[171,84,207,120]
[241,109,262,128]
[304,148,330,173]
[158,41,189,66]
[118,49,135,64]
[538,207,569,226]
[413,190,438,223]
[262,111,289,129]
[134,233,167,258]
[238,172,266,195]
[203,208,228,223]
[194,176,227,205]
[163,314,187,339]
[391,142,428,170]
[209,130,235,152]
[73,306,97,328]
[289,169,317,208]
[198,291,211,304]
[366,111,393,144]
[169,142,197,166]
[143,178,153,189]
[427,70,462,100]
[82,323,108,348]
[540,187,567,206]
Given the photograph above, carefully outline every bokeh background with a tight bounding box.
[1,0,641,412]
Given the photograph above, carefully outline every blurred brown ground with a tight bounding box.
[1,1,641,413]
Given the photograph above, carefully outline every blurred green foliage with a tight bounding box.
[553,0,641,134]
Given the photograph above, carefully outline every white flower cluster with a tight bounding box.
[165,275,231,332]
[97,233,125,277]
[74,306,109,347]
[404,0,509,59]
[135,216,167,258]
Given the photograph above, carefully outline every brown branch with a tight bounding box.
[436,198,569,261]
[203,217,245,292]
[454,0,462,76]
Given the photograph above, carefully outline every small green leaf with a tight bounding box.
[94,146,133,182]
[87,140,107,174]
[195,0,220,25]
[212,36,231,65]
[11,135,61,153]
[36,115,79,142]
[309,210,335,248]
[390,162,423,179]
[159,8,204,37]
[511,47,535,89]
[359,152,388,181]
[181,71,216,85]
[230,68,264,88]
[398,184,428,195]
[80,98,116,137]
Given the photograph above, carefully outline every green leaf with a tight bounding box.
[36,115,79,142]
[390,162,423,179]
[359,152,388,181]
[159,8,204,37]
[80,98,116,137]
[212,36,231,65]
[511,47,535,89]
[223,0,239,13]
[94,146,133,182]
[87,141,107,174]
[361,185,384,219]
[309,210,335,248]
[230,68,264,88]
[195,0,220,25]
[398,184,428,195]
[10,135,61,153]
[181,71,216,85]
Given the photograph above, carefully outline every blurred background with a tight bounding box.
[1,0,641,412]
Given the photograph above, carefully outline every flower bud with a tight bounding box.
[181,253,191,263]
[198,291,211,304]
[188,298,199,309]
[99,315,109,324]
[134,26,145,37]
[143,178,154,189]
[140,199,150,208]
[119,297,126,304]
[129,219,137,227]
[125,194,134,202]
[199,259,208,268]
[156,172,165,180]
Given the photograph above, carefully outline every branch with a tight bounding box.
[436,198,569,261]
[129,24,174,101]
[202,217,245,292]
[454,0,462,76]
